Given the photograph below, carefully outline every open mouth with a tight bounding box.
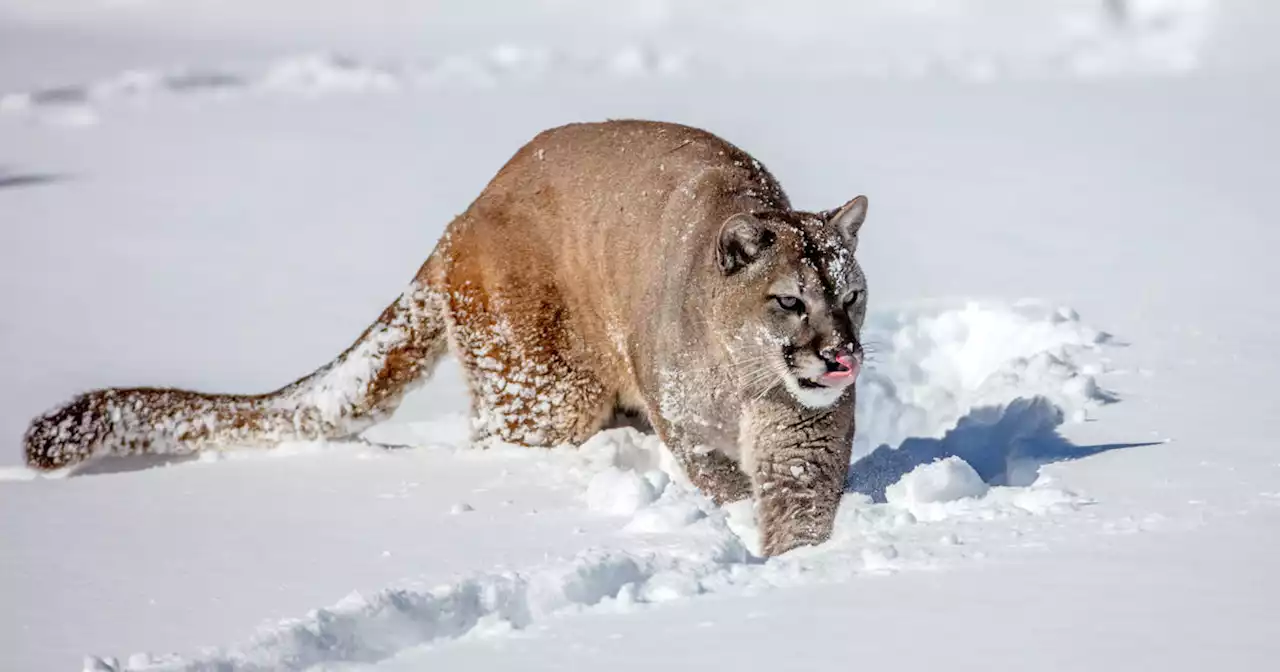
[786,365,859,408]
[796,375,854,389]
[795,358,861,389]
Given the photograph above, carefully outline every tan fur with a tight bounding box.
[24,120,871,556]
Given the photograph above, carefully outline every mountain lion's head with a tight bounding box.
[712,196,868,409]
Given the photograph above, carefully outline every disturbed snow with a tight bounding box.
[70,300,1118,671]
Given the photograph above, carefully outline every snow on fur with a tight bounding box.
[23,280,441,471]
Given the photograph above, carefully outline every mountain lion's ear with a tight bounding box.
[826,195,868,244]
[716,213,775,275]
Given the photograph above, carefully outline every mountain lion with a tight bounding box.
[24,120,870,556]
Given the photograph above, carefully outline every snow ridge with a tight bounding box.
[0,49,685,127]
[93,457,1087,671]
[87,300,1115,671]
[90,549,689,672]
[0,0,1219,128]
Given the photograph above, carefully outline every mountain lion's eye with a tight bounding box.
[774,295,804,313]
[845,291,862,308]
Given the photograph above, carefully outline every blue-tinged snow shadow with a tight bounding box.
[846,396,1160,501]
[0,167,66,191]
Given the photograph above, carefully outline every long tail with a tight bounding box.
[24,259,449,472]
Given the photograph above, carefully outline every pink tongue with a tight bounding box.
[821,356,860,383]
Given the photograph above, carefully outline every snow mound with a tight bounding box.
[584,467,660,516]
[855,301,1113,458]
[886,457,990,508]
[624,500,707,534]
[880,454,1087,523]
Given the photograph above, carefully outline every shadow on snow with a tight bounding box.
[0,167,66,191]
[846,395,1161,501]
[60,396,1159,485]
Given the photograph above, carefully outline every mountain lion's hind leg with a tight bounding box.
[447,284,611,448]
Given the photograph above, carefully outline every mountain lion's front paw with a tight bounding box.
[754,458,844,557]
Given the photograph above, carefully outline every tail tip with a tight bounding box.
[24,392,106,472]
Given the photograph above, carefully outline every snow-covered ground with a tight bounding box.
[2,1,1279,670]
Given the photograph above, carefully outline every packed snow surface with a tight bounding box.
[3,1,1280,671]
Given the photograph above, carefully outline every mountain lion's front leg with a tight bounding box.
[741,397,855,556]
[648,409,752,505]
[673,443,752,505]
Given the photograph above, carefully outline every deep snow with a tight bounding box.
[63,299,1119,671]
[2,1,1279,670]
